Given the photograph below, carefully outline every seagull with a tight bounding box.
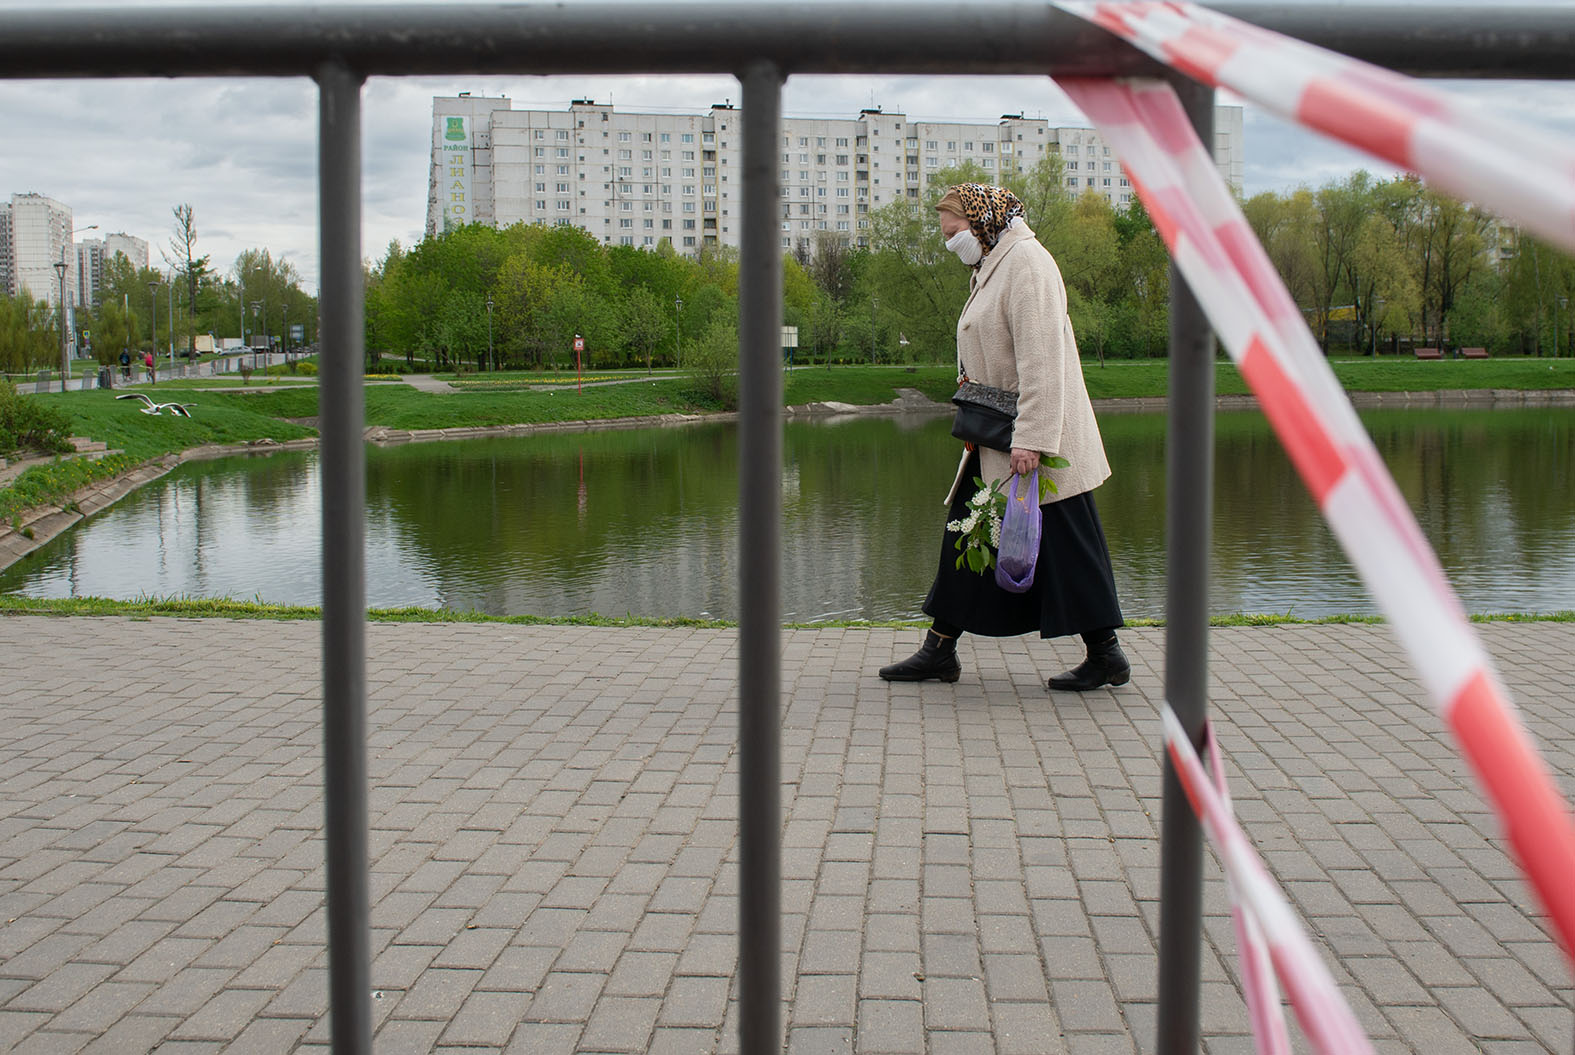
[117,393,195,417]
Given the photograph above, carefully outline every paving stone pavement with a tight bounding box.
[1,615,1571,1054]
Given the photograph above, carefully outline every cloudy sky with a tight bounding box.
[2,0,1572,291]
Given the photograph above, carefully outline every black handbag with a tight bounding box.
[950,380,1017,452]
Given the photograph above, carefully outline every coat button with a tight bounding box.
[961,322,970,330]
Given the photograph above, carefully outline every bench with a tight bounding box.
[1460,346,1489,359]
[1414,347,1443,359]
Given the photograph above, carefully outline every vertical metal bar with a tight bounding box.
[316,60,370,1055]
[1156,76,1215,1055]
[737,58,784,1055]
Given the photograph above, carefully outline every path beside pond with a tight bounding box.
[1,616,1571,1052]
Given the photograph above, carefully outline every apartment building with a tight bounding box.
[1,192,75,307]
[428,96,1244,257]
[75,232,150,310]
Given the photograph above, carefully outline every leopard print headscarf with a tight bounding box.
[954,183,1025,265]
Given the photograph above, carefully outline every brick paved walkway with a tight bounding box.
[1,616,1571,1053]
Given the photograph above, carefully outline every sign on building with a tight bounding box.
[442,116,472,231]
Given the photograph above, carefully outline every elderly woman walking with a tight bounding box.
[879,184,1129,691]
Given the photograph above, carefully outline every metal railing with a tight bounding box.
[4,4,1570,1052]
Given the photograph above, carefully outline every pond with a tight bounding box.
[3,408,1571,621]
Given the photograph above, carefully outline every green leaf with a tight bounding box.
[955,554,966,571]
[1045,455,1070,469]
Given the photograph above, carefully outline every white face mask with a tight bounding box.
[945,228,984,266]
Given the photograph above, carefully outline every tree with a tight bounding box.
[1351,211,1420,354]
[232,248,310,352]
[1411,187,1492,347]
[0,293,56,373]
[1309,173,1371,353]
[687,315,739,409]
[805,231,859,307]
[163,203,211,355]
[620,285,669,372]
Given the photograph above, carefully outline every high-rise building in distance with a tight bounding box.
[75,232,150,310]
[1,192,75,307]
[427,95,1244,257]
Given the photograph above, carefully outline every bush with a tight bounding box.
[687,318,739,410]
[0,379,74,457]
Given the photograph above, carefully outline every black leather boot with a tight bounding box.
[1048,635,1131,691]
[879,630,962,683]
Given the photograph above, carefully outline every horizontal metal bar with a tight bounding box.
[0,2,1571,80]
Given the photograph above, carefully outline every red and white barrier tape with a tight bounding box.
[1164,707,1373,1055]
[1053,65,1575,967]
[1205,724,1292,1055]
[1055,67,1575,967]
[1055,0,1575,256]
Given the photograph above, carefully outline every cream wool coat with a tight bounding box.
[947,221,1111,506]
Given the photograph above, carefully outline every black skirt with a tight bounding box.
[923,452,1124,639]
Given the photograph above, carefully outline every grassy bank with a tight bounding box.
[2,595,1570,626]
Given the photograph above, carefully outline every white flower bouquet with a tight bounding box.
[947,457,1068,575]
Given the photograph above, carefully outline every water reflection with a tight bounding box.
[3,409,1571,620]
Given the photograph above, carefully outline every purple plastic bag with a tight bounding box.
[995,470,1041,594]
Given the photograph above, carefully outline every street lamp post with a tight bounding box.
[148,280,159,384]
[250,300,263,369]
[167,276,176,376]
[485,295,494,372]
[53,260,68,391]
[674,296,682,371]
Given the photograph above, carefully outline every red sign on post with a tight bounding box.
[573,337,584,352]
[573,335,584,393]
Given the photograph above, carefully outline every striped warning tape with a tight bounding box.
[1051,65,1575,1042]
[1164,708,1372,1054]
[1203,723,1292,1055]
[1052,37,1575,967]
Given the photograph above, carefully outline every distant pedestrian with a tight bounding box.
[144,350,155,385]
[119,349,131,382]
